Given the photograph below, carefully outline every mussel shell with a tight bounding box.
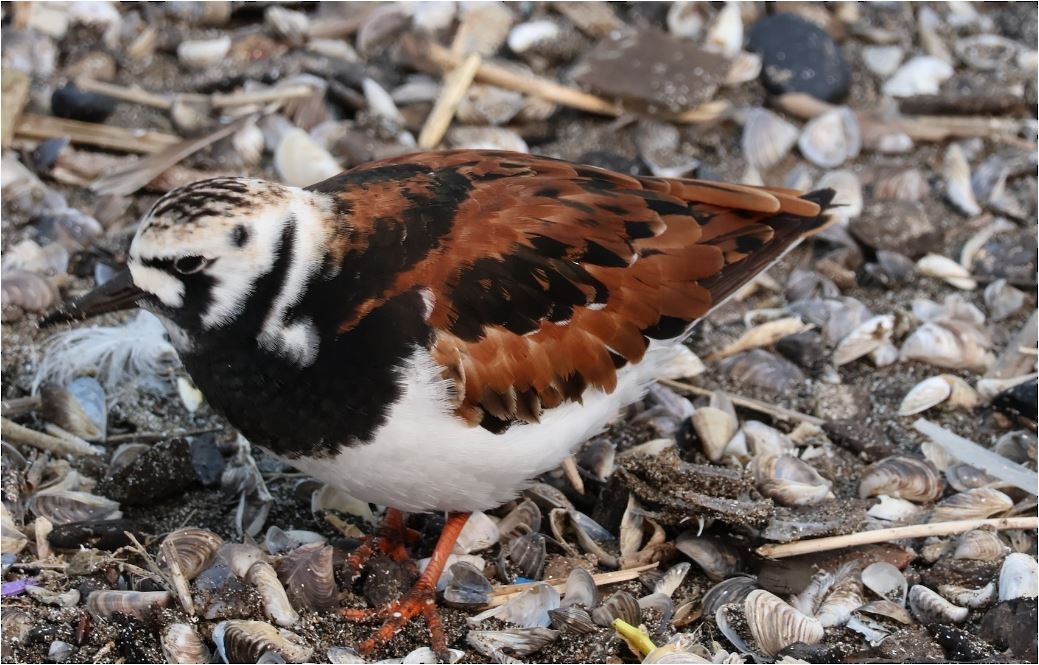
[591,591,641,627]
[86,590,171,620]
[548,605,597,634]
[861,562,907,606]
[676,532,740,582]
[953,529,1010,561]
[158,527,223,580]
[930,487,1013,522]
[702,574,759,618]
[938,581,997,609]
[908,584,968,624]
[443,561,493,609]
[654,562,691,598]
[858,456,944,503]
[213,620,313,664]
[161,623,211,664]
[26,491,120,525]
[497,499,542,542]
[274,543,337,611]
[466,628,559,659]
[638,592,675,629]
[502,532,546,581]
[560,567,598,608]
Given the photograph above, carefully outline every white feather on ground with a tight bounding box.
[33,311,178,394]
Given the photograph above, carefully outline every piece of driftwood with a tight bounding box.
[2,69,31,148]
[1,416,99,458]
[659,378,825,425]
[485,563,658,607]
[15,114,180,154]
[417,52,481,149]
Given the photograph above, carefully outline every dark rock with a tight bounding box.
[928,624,997,661]
[821,419,894,462]
[921,557,1001,590]
[189,434,226,487]
[876,626,946,662]
[361,555,414,608]
[578,151,648,177]
[776,330,828,372]
[776,641,840,663]
[972,227,1038,286]
[719,349,806,394]
[30,138,69,174]
[981,598,1038,661]
[96,438,198,505]
[993,380,1038,421]
[850,201,937,258]
[48,519,147,551]
[51,85,117,123]
[747,13,851,103]
[573,27,727,111]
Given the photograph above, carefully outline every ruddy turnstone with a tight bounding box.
[43,150,832,656]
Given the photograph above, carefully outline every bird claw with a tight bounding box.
[341,584,448,658]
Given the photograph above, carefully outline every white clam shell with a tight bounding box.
[938,582,998,609]
[862,45,905,76]
[931,487,1014,522]
[274,128,342,188]
[943,144,982,217]
[900,319,994,371]
[692,406,738,463]
[833,315,894,366]
[798,108,860,169]
[507,20,560,54]
[742,109,799,173]
[861,562,908,606]
[998,552,1039,601]
[816,170,863,222]
[177,36,231,69]
[916,254,977,290]
[453,510,500,554]
[867,495,923,523]
[704,2,743,58]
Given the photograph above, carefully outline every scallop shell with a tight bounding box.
[859,456,945,503]
[751,454,834,507]
[938,582,997,609]
[26,490,120,525]
[916,254,977,290]
[742,109,799,173]
[676,532,740,582]
[798,107,860,169]
[162,623,211,665]
[212,620,313,664]
[908,585,968,624]
[86,590,171,621]
[467,629,559,660]
[983,279,1025,322]
[953,529,1010,561]
[931,488,1013,522]
[861,562,907,606]
[900,319,994,371]
[177,35,231,69]
[833,315,895,366]
[591,591,641,627]
[998,552,1038,601]
[159,528,223,580]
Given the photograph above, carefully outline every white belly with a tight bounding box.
[285,345,685,512]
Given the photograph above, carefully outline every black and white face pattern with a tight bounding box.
[128,177,334,366]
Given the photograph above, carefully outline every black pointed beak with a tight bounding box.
[39,269,144,327]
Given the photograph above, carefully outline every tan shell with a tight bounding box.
[212,620,313,664]
[746,589,824,657]
[751,454,834,507]
[916,254,977,290]
[938,582,997,609]
[900,319,994,371]
[692,406,738,463]
[86,590,171,620]
[898,374,979,416]
[26,491,120,525]
[859,456,945,503]
[741,109,799,173]
[908,585,968,624]
[708,317,810,361]
[158,528,223,580]
[874,168,930,202]
[953,529,1010,561]
[943,144,981,217]
[161,623,211,665]
[930,488,1013,522]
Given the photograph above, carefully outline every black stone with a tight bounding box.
[95,438,198,505]
[775,330,828,372]
[747,13,851,103]
[928,624,997,662]
[48,519,147,551]
[51,85,117,123]
[189,434,226,487]
[981,598,1038,662]
[775,641,840,663]
[821,419,894,462]
[993,380,1038,421]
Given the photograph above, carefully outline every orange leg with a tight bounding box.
[342,512,470,658]
[344,508,419,580]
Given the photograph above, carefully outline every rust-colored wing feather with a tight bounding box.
[307,150,833,430]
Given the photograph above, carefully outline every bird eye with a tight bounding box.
[174,256,207,274]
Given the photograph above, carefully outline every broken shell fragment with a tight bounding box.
[908,584,968,624]
[692,406,738,463]
[900,319,994,371]
[859,456,945,503]
[177,35,231,69]
[938,582,997,609]
[931,488,1014,522]
[162,623,212,665]
[212,620,313,664]
[443,561,493,609]
[466,628,559,659]
[591,591,641,627]
[654,562,691,598]
[883,56,953,97]
[39,377,106,440]
[998,552,1039,601]
[833,315,894,366]
[916,254,977,290]
[86,590,171,621]
[26,491,120,525]
[861,562,907,606]
[983,279,1025,321]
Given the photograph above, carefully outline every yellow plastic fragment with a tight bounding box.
[612,618,656,657]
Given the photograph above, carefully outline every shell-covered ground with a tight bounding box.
[2,2,1037,664]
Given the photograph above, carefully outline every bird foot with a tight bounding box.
[344,508,420,582]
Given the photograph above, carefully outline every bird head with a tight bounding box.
[41,177,324,343]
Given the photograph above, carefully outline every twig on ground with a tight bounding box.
[756,516,1039,559]
[418,52,481,149]
[1,416,99,458]
[15,113,180,154]
[486,563,657,607]
[1,395,41,418]
[658,379,825,425]
[104,427,223,444]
